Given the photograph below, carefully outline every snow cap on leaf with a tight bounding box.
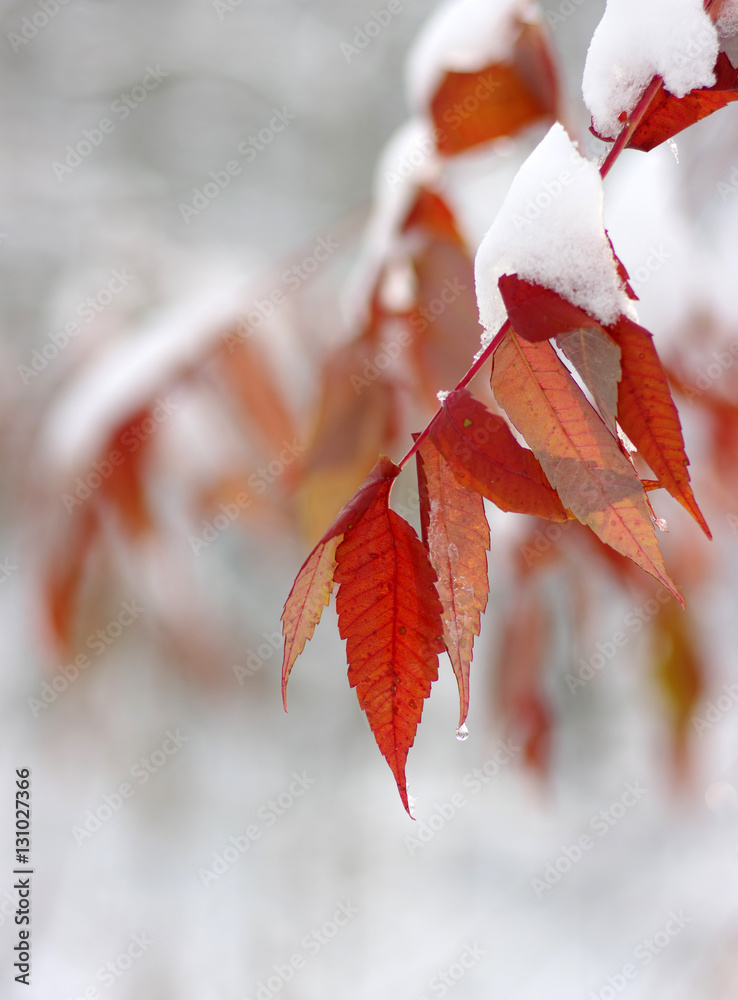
[475,123,634,346]
[406,0,538,112]
[406,0,559,156]
[583,0,719,141]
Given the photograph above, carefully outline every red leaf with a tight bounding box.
[608,316,711,538]
[626,53,738,153]
[99,408,155,536]
[334,476,444,814]
[429,388,570,521]
[498,273,602,344]
[298,341,400,543]
[416,437,490,727]
[281,457,399,708]
[217,334,298,471]
[491,329,683,603]
[495,578,551,777]
[45,505,98,655]
[407,241,482,412]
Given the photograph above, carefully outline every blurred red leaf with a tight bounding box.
[495,577,551,777]
[298,341,400,543]
[216,332,298,472]
[407,241,483,411]
[402,187,465,246]
[45,505,98,655]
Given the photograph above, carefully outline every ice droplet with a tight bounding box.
[437,390,450,403]
[455,723,469,741]
[668,138,679,163]
[654,517,668,533]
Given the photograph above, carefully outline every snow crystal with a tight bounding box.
[583,0,718,140]
[475,123,633,346]
[406,0,539,113]
[437,390,451,402]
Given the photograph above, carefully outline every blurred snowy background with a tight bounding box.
[3,0,738,998]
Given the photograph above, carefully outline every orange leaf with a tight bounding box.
[626,53,738,153]
[416,436,490,727]
[608,316,711,538]
[334,474,444,814]
[429,388,569,521]
[281,457,399,708]
[402,187,465,246]
[430,20,559,156]
[491,329,683,603]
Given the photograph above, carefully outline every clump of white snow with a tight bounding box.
[406,0,540,113]
[474,123,634,345]
[583,0,719,140]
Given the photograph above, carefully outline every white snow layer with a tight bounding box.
[583,0,719,140]
[475,123,633,345]
[406,0,539,112]
[40,270,250,473]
